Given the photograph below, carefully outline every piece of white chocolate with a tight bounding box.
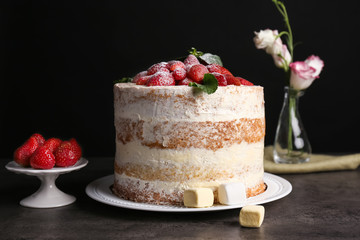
[239,205,265,228]
[183,188,214,208]
[218,182,246,205]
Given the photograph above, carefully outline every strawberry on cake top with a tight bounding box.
[126,49,253,88]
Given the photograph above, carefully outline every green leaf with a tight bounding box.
[188,47,223,66]
[199,53,223,66]
[188,47,204,57]
[113,77,133,84]
[188,73,218,94]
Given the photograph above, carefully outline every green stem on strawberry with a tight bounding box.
[188,47,204,57]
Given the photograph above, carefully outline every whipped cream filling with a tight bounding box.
[115,140,264,193]
[115,140,264,167]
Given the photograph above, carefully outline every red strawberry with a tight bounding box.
[212,73,227,86]
[132,71,147,83]
[147,72,175,86]
[43,138,62,152]
[172,68,187,81]
[32,133,45,146]
[176,77,193,86]
[168,60,185,71]
[187,64,209,83]
[30,146,56,169]
[184,54,200,67]
[236,77,254,86]
[147,62,170,75]
[135,75,151,85]
[206,64,233,76]
[13,136,40,167]
[226,74,241,86]
[54,140,82,167]
[69,138,82,160]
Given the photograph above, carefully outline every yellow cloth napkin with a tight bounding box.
[264,146,360,174]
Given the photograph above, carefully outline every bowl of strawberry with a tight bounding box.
[6,133,88,208]
[13,133,83,169]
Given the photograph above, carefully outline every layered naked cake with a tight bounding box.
[113,83,266,205]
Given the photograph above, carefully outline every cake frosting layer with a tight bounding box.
[113,83,266,205]
[114,83,264,122]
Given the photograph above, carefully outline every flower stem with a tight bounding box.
[287,93,295,156]
[272,0,294,62]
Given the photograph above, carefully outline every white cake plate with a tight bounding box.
[86,173,292,212]
[5,158,88,208]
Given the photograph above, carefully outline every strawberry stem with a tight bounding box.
[188,47,204,57]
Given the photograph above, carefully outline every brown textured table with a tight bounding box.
[1,157,359,240]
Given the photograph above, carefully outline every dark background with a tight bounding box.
[1,0,359,159]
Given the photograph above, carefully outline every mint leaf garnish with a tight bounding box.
[114,77,133,84]
[200,53,223,66]
[189,73,218,94]
[188,47,223,66]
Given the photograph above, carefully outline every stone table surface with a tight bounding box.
[1,157,359,240]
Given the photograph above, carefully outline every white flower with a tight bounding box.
[253,29,279,50]
[265,33,283,55]
[254,29,291,69]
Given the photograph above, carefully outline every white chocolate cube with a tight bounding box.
[239,205,265,228]
[218,182,246,205]
[183,188,214,208]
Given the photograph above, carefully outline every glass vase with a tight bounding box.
[273,87,311,164]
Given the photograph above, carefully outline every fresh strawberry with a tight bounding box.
[187,64,209,83]
[147,62,170,75]
[54,140,82,167]
[132,71,147,83]
[13,136,40,167]
[184,54,200,67]
[236,77,254,86]
[43,138,62,152]
[206,64,233,76]
[212,73,227,86]
[29,146,56,169]
[147,72,175,86]
[168,60,185,71]
[226,74,241,86]
[32,133,45,146]
[69,138,82,160]
[172,68,187,81]
[176,77,193,86]
[135,75,151,85]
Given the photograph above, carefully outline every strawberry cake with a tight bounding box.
[113,52,266,205]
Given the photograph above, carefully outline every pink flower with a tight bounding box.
[272,44,292,68]
[305,55,324,77]
[289,55,324,90]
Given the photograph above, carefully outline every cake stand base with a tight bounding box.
[5,158,88,208]
[20,174,76,208]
